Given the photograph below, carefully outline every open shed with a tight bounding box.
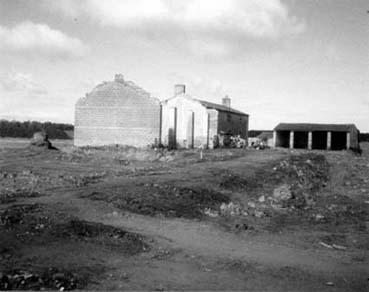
[273,123,360,150]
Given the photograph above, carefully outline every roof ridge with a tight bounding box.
[274,123,358,131]
[195,98,248,116]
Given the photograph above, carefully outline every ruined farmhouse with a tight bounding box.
[273,123,360,150]
[74,75,249,148]
[161,85,249,149]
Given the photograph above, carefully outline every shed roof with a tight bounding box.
[195,99,249,116]
[274,123,358,132]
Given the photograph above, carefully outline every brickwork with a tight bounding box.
[74,77,161,147]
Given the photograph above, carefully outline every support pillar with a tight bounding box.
[346,132,351,149]
[273,131,277,147]
[327,131,331,150]
[289,131,294,149]
[308,131,312,150]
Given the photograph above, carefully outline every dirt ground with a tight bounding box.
[0,140,368,291]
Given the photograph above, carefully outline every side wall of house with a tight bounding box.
[217,111,249,141]
[74,97,161,147]
[161,97,209,148]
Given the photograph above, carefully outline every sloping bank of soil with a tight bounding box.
[81,186,230,219]
[79,153,330,223]
[0,203,149,290]
[217,152,368,236]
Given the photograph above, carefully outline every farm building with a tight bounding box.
[273,123,360,150]
[161,84,249,149]
[74,74,161,147]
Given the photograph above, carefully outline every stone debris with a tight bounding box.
[247,202,256,209]
[314,214,325,221]
[273,184,292,201]
[319,241,333,249]
[219,202,248,217]
[332,244,347,250]
[230,135,247,148]
[204,208,219,218]
[254,210,265,218]
[0,268,85,290]
[258,195,265,203]
[319,241,347,250]
[30,131,54,149]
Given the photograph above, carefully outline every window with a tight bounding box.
[227,114,232,122]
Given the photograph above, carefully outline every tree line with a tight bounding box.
[360,133,369,142]
[0,120,74,139]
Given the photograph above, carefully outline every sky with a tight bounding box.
[0,0,368,130]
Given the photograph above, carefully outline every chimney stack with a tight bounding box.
[222,95,231,108]
[114,74,124,83]
[174,84,186,95]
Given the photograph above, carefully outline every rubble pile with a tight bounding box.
[29,132,55,150]
[85,185,230,219]
[213,153,331,223]
[263,153,330,211]
[230,135,247,148]
[219,202,248,217]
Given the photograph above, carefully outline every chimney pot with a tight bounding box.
[222,95,231,108]
[174,84,186,95]
[114,74,124,83]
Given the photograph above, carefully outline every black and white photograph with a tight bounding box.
[0,0,368,291]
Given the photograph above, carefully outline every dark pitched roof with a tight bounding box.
[257,131,273,140]
[274,123,358,132]
[195,99,248,116]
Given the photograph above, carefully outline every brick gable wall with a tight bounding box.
[74,80,161,147]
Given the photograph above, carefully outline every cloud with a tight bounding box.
[167,72,226,99]
[45,0,304,57]
[0,22,88,59]
[0,72,76,123]
[48,0,304,37]
[0,72,48,96]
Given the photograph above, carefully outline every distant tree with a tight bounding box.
[359,133,369,142]
[0,119,73,139]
